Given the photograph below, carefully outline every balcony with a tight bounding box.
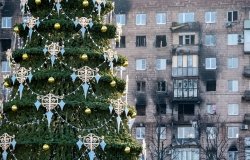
[242,90,250,101]
[170,22,201,33]
[172,45,199,55]
[243,66,250,77]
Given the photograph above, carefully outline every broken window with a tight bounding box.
[136,104,146,116]
[155,35,167,47]
[228,11,238,22]
[137,81,146,92]
[173,79,198,98]
[116,36,126,48]
[178,104,195,115]
[179,35,195,45]
[206,80,216,91]
[136,36,147,47]
[1,39,11,52]
[156,104,166,114]
[157,81,166,92]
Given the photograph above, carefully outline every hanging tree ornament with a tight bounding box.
[43,42,65,66]
[54,0,62,15]
[71,66,101,98]
[103,49,118,72]
[94,0,106,18]
[34,93,65,127]
[74,17,93,38]
[77,133,106,160]
[109,98,127,132]
[11,67,32,99]
[116,23,122,43]
[20,0,28,14]
[24,16,40,40]
[5,49,12,64]
[0,133,16,160]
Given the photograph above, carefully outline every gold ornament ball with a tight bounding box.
[35,0,41,5]
[82,0,89,7]
[11,105,18,112]
[0,114,3,119]
[13,26,19,33]
[80,54,88,61]
[22,53,29,60]
[48,77,55,83]
[131,111,137,118]
[54,23,61,30]
[101,26,107,32]
[85,108,91,114]
[43,144,50,150]
[3,82,9,88]
[123,60,128,67]
[124,147,131,153]
[110,80,116,87]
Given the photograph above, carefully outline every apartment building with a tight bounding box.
[114,0,250,159]
[0,0,20,101]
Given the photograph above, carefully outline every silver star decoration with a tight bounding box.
[0,133,16,160]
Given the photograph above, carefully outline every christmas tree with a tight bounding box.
[0,0,141,159]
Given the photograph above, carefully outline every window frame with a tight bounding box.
[205,12,216,23]
[227,34,238,45]
[179,35,195,45]
[228,104,239,116]
[136,36,147,47]
[173,79,198,98]
[136,126,145,139]
[136,81,146,92]
[174,148,199,160]
[156,13,166,24]
[205,35,216,46]
[207,104,216,114]
[155,35,167,48]
[228,80,238,92]
[136,13,146,25]
[1,17,12,28]
[156,59,166,70]
[228,127,239,139]
[136,59,146,70]
[178,12,195,23]
[205,58,216,70]
[116,14,126,25]
[115,36,126,48]
[206,127,217,139]
[1,61,11,73]
[227,57,238,69]
[156,127,167,139]
[227,11,238,22]
[177,126,195,139]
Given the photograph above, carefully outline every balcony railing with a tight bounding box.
[170,22,201,32]
[172,45,199,54]
[172,67,198,77]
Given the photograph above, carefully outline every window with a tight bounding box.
[156,127,166,139]
[178,127,195,138]
[228,34,238,45]
[172,55,198,76]
[116,36,126,48]
[155,35,167,47]
[156,59,166,70]
[136,127,145,139]
[156,104,166,114]
[228,127,239,138]
[228,104,239,115]
[228,151,238,160]
[228,80,238,92]
[2,85,12,102]
[173,79,198,98]
[206,127,217,139]
[116,14,126,25]
[228,58,238,69]
[179,35,195,45]
[157,81,166,92]
[136,59,146,70]
[206,80,216,91]
[205,58,216,69]
[136,104,146,116]
[205,12,216,23]
[1,61,11,73]
[205,35,216,46]
[178,13,195,23]
[228,11,238,22]
[207,104,216,114]
[174,148,199,160]
[136,14,146,25]
[156,13,166,24]
[1,17,12,28]
[178,104,195,115]
[0,39,11,52]
[136,36,147,47]
[137,81,146,92]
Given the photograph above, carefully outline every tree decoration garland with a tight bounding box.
[34,93,65,127]
[77,133,106,160]
[0,133,16,160]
